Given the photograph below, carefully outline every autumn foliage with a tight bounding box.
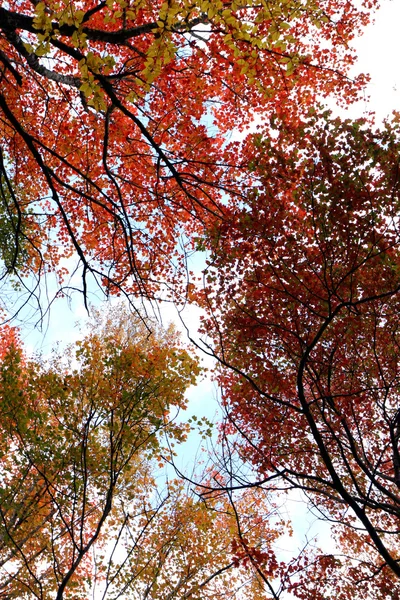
[0,307,306,599]
[0,309,193,595]
[2,0,400,598]
[200,110,400,595]
[0,0,376,310]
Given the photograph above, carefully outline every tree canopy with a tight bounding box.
[199,110,400,595]
[0,0,376,313]
[0,308,308,599]
[3,0,400,598]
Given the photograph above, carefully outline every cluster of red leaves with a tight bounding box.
[199,110,400,592]
[0,0,377,308]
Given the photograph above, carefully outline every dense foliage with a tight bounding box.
[0,0,375,310]
[0,310,293,598]
[200,111,400,596]
[3,0,400,598]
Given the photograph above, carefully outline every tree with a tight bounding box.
[198,110,400,596]
[99,479,291,600]
[0,306,301,599]
[0,307,198,597]
[0,0,377,317]
[0,174,41,281]
[1,1,395,597]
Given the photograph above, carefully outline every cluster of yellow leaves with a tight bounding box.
[26,0,335,105]
[0,306,201,596]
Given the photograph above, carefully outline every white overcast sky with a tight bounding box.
[348,0,400,122]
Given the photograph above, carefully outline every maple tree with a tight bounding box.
[3,0,398,597]
[0,0,377,315]
[0,307,197,597]
[0,307,307,599]
[198,109,400,596]
[99,480,292,600]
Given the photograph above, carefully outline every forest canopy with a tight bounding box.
[0,0,376,311]
[2,0,400,598]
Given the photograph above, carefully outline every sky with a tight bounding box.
[347,0,400,122]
